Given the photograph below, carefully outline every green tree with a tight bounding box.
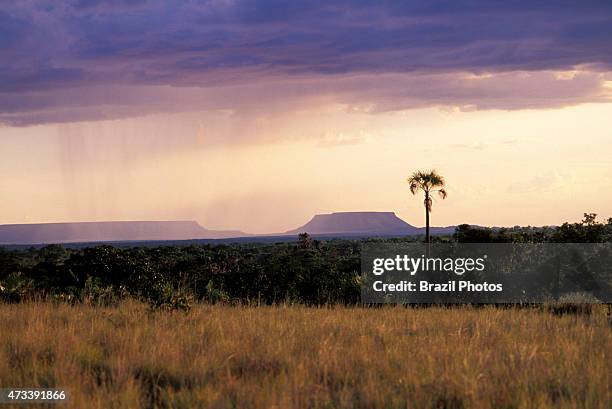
[407,170,447,245]
[552,213,609,243]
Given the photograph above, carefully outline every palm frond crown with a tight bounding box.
[406,170,446,194]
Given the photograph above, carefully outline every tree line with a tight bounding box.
[0,214,610,309]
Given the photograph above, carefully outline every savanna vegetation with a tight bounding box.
[0,214,610,408]
[0,213,611,310]
[0,302,610,409]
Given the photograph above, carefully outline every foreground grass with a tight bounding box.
[0,303,609,409]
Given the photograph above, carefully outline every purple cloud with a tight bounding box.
[1,1,612,125]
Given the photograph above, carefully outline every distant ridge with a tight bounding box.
[285,211,455,236]
[0,221,247,245]
[0,213,457,245]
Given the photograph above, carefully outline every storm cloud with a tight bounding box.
[1,0,612,125]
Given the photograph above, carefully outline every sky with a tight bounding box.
[1,0,611,233]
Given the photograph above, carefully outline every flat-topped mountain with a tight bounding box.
[0,221,246,244]
[0,213,457,245]
[285,211,455,236]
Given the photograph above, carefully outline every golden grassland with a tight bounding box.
[0,303,610,409]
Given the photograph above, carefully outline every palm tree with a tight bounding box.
[407,170,447,246]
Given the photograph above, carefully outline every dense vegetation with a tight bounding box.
[1,214,611,309]
[0,236,363,309]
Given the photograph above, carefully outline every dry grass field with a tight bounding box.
[0,302,610,409]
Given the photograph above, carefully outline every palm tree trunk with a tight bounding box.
[424,192,430,256]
